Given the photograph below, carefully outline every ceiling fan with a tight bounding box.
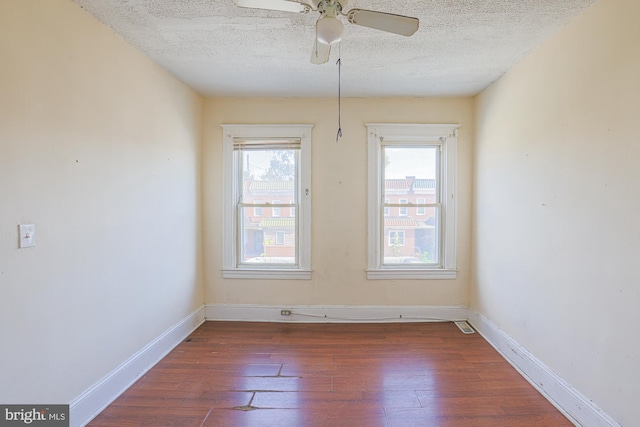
[232,0,419,64]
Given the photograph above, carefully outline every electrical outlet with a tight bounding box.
[280,310,292,316]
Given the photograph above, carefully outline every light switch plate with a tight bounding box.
[19,224,36,248]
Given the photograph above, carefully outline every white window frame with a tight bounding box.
[366,123,458,280]
[222,124,313,280]
[384,198,390,216]
[275,230,285,245]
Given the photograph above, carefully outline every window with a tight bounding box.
[367,123,458,279]
[388,230,405,246]
[272,200,281,217]
[416,198,426,215]
[222,124,313,279]
[399,198,408,216]
[254,200,263,217]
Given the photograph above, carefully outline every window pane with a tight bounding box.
[383,146,438,200]
[239,206,296,265]
[382,146,439,266]
[239,148,297,266]
[242,150,296,203]
[383,207,439,265]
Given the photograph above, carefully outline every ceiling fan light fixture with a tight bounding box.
[316,15,343,45]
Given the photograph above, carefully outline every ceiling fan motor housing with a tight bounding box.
[233,0,418,64]
[317,0,344,18]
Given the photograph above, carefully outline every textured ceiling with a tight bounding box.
[72,0,596,97]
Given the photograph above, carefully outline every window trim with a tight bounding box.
[222,124,313,279]
[366,123,459,280]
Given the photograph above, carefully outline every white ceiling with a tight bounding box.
[72,0,596,97]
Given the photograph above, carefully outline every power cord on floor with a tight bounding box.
[288,310,466,323]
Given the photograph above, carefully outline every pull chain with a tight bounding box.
[335,44,342,143]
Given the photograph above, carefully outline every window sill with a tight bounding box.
[366,269,457,280]
[222,269,312,280]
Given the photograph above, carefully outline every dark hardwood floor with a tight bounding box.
[89,321,573,426]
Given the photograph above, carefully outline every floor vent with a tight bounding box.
[454,321,475,334]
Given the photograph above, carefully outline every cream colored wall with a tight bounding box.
[0,0,203,404]
[473,0,639,424]
[204,97,473,307]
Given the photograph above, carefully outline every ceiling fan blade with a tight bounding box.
[233,0,311,13]
[346,9,419,36]
[310,38,331,64]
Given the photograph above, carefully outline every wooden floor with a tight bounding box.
[90,321,572,427]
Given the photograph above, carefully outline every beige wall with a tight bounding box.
[7,0,633,424]
[0,0,203,403]
[204,97,473,307]
[473,0,639,424]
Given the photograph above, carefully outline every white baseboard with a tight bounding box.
[205,303,468,323]
[467,311,620,427]
[68,304,620,427]
[69,306,205,427]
